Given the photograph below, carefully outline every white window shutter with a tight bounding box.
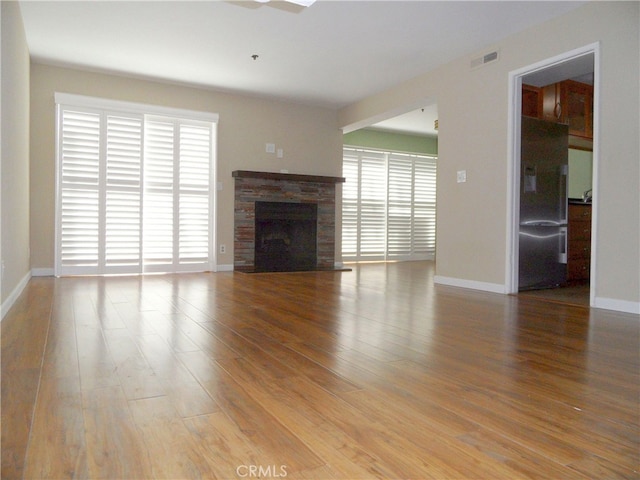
[341,152,360,258]
[413,158,437,256]
[143,118,175,270]
[387,154,413,259]
[105,114,143,272]
[359,152,387,260]
[178,123,212,265]
[59,109,101,273]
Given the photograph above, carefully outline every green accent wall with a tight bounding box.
[343,128,438,155]
[568,148,593,199]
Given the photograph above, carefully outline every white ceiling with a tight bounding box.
[19,0,586,135]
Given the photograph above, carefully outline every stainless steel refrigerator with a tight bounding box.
[519,116,569,290]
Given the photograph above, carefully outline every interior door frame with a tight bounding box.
[505,42,600,305]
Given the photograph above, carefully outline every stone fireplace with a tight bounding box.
[233,170,345,272]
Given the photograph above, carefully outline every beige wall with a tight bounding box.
[30,64,343,271]
[1,1,31,309]
[339,2,639,310]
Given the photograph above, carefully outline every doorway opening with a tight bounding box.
[341,100,439,265]
[507,44,599,307]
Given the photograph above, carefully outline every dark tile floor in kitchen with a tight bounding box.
[517,283,590,307]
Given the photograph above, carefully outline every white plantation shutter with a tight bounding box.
[413,158,437,255]
[105,114,143,271]
[179,123,212,264]
[143,118,176,269]
[59,109,101,273]
[359,152,387,259]
[387,154,413,258]
[341,152,359,257]
[342,147,437,262]
[56,95,216,276]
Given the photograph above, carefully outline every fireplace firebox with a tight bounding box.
[255,202,317,272]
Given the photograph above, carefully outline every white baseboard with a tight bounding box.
[1,271,32,321]
[434,275,506,294]
[594,297,640,315]
[216,264,234,272]
[32,268,54,277]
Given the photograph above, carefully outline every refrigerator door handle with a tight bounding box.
[559,226,568,264]
[560,164,568,224]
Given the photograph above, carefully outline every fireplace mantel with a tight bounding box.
[232,170,345,184]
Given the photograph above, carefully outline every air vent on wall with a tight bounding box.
[471,50,500,70]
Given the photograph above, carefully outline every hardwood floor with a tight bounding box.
[2,261,639,479]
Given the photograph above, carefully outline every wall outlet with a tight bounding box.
[457,170,467,183]
[219,244,226,254]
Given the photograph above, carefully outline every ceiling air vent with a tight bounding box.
[471,50,500,70]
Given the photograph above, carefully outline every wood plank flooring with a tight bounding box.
[2,261,639,479]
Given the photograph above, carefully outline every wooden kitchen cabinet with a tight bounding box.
[561,80,593,138]
[567,203,592,283]
[541,82,563,122]
[522,80,593,140]
[522,84,542,118]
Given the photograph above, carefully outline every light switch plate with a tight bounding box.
[266,143,276,154]
[457,170,467,183]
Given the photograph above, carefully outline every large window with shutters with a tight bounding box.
[342,147,436,262]
[55,94,217,276]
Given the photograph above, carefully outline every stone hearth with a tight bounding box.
[232,171,345,272]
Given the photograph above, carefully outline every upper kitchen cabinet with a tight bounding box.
[561,80,593,139]
[541,82,563,123]
[522,84,543,118]
[522,80,594,143]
